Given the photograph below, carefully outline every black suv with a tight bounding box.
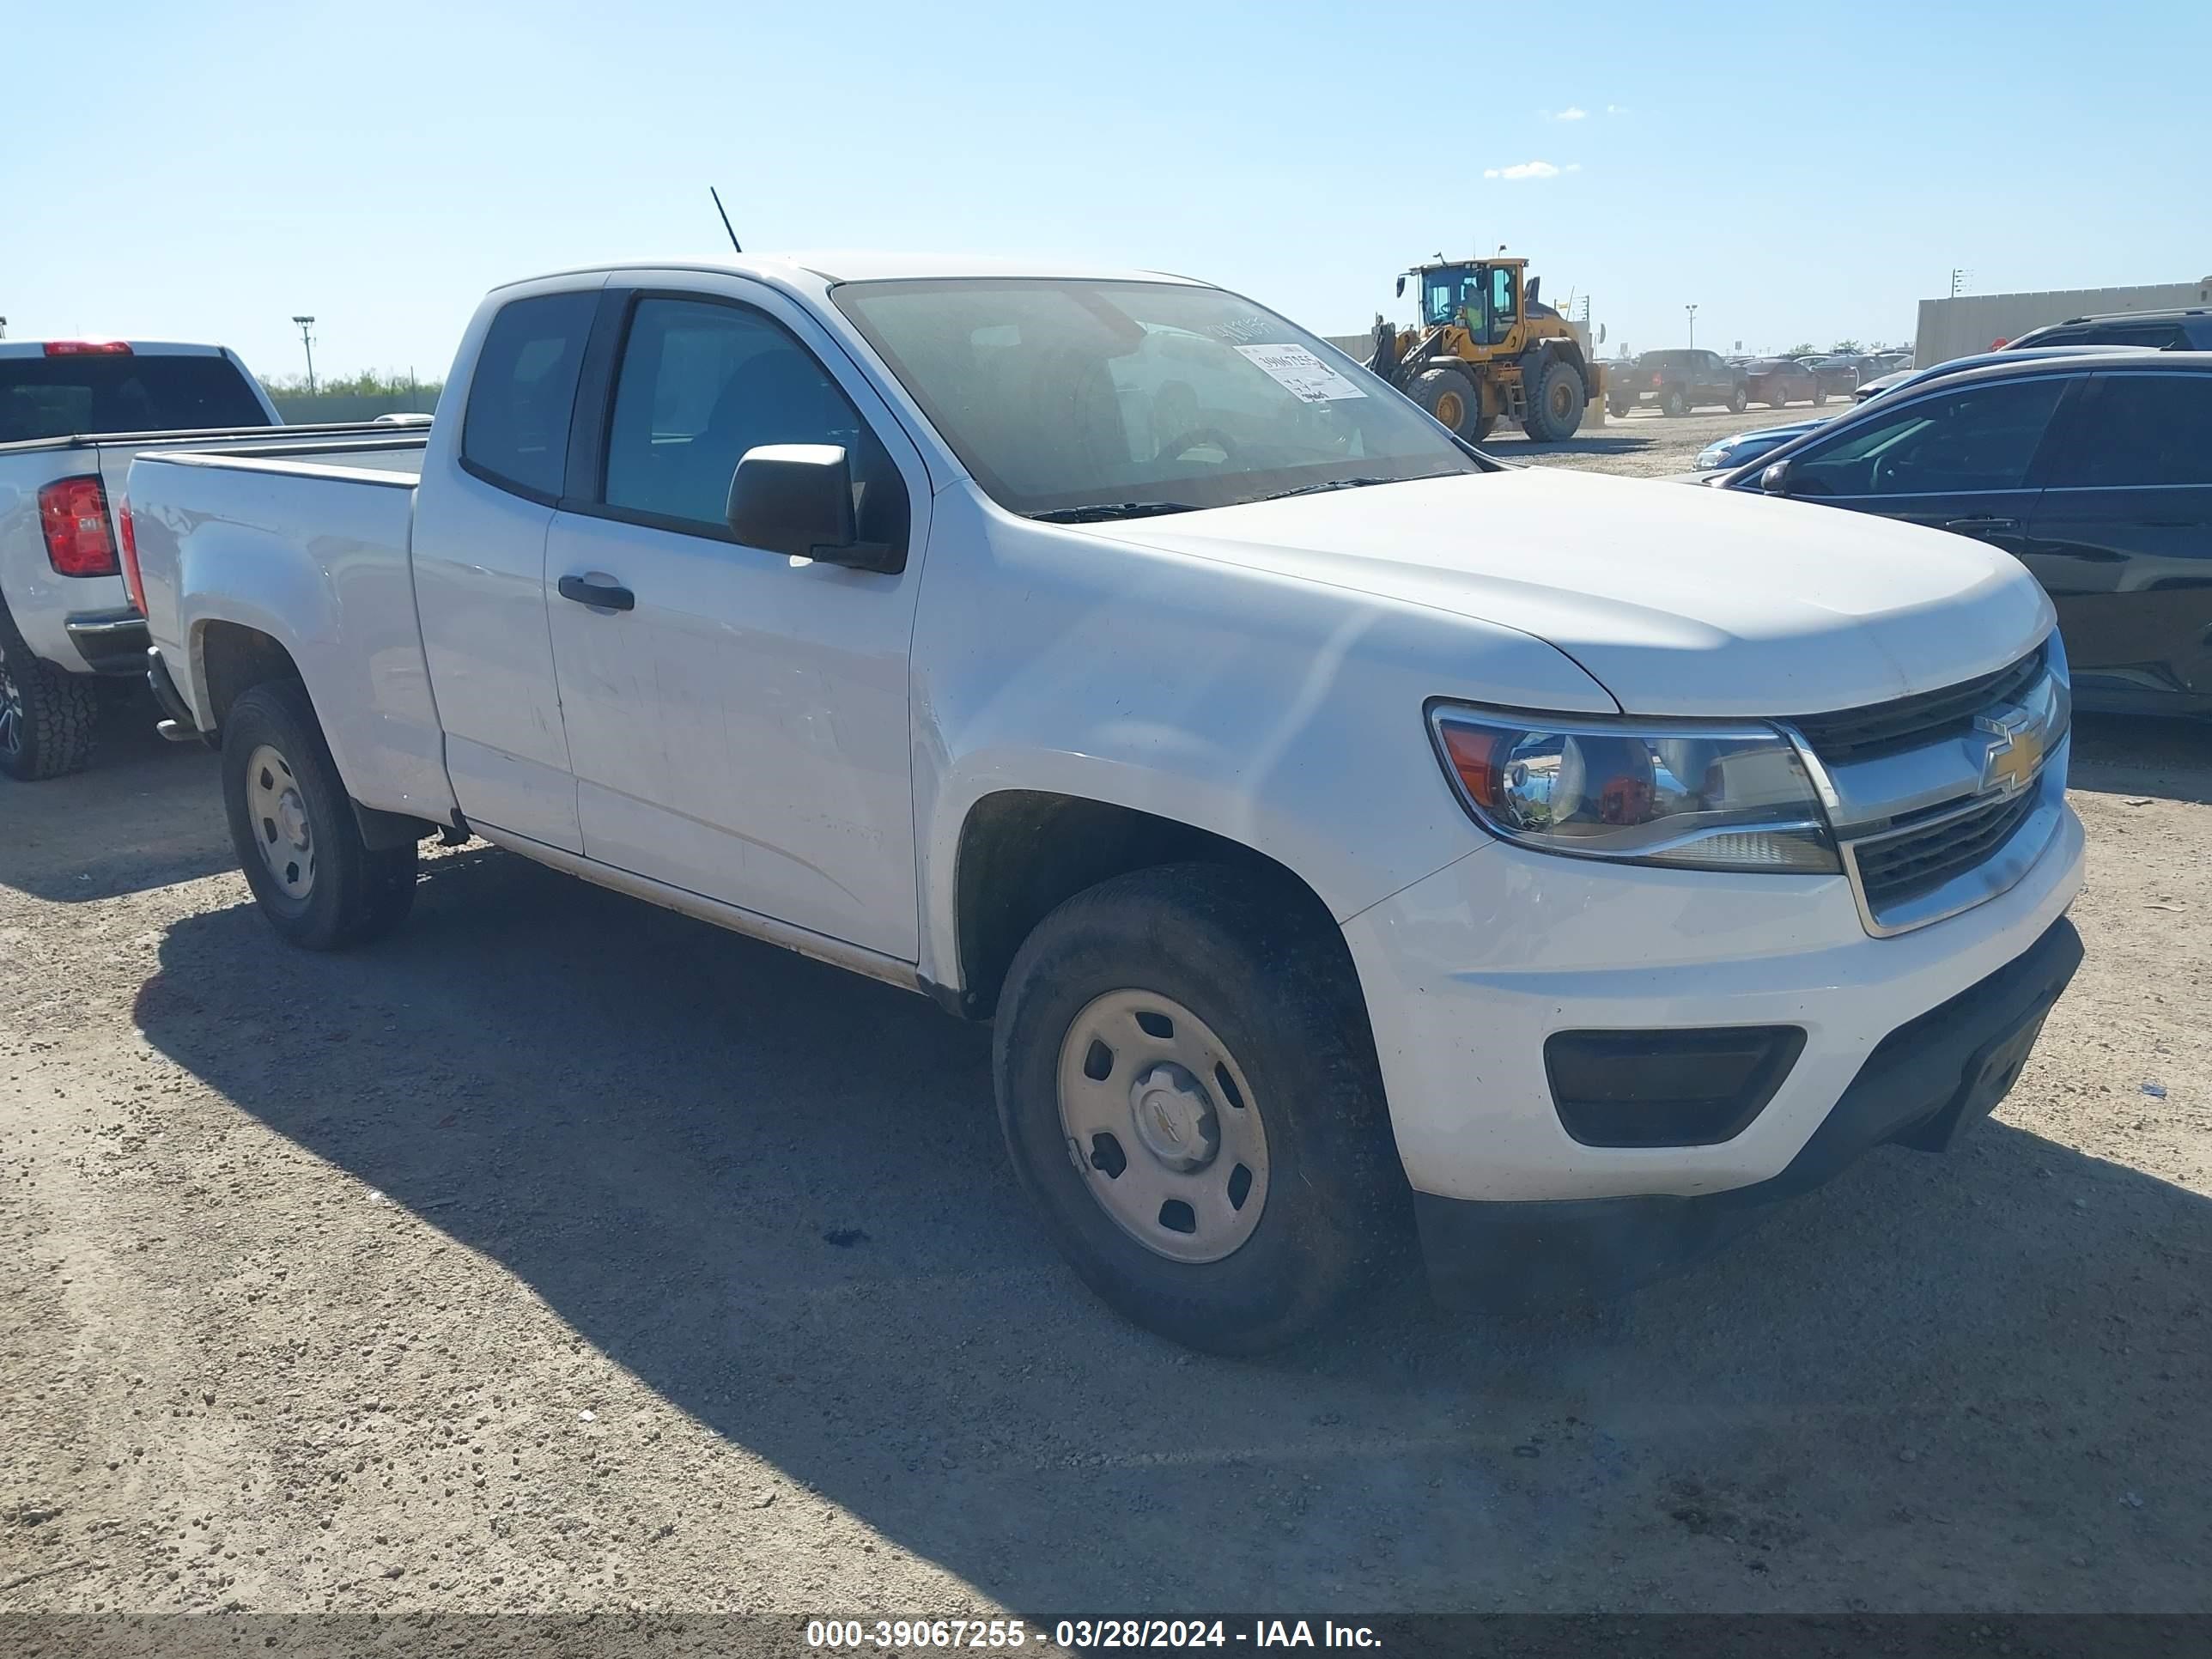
[2007,307,2212,351]
[1608,349,1747,417]
[1718,351,2212,718]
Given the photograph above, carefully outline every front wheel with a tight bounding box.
[0,605,99,781]
[1728,385,1748,414]
[1411,367,1481,438]
[1660,388,1687,416]
[222,679,417,950]
[994,865,1411,1354]
[1812,386,1828,407]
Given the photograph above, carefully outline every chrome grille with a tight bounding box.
[1791,645,2046,763]
[1852,788,2041,913]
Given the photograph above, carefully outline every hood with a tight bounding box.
[1079,468,2053,719]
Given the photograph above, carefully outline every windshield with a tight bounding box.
[0,354,270,443]
[831,278,1480,516]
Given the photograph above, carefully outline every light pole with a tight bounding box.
[291,315,317,396]
[1685,303,1698,349]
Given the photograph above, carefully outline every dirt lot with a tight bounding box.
[4,547,2209,1624]
[1489,401,1816,477]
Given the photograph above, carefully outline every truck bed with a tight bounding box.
[130,429,454,826]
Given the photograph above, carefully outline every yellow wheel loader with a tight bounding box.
[1365,258,1603,444]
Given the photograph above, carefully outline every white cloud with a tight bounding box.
[1547,106,1588,121]
[1606,103,1628,115]
[1483,160,1577,180]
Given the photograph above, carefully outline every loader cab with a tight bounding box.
[1414,261,1524,352]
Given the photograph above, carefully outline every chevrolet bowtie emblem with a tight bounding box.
[1976,709,2045,797]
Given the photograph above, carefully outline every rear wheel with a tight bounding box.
[1728,384,1748,414]
[1661,387,1687,416]
[1812,386,1828,407]
[0,604,98,782]
[222,679,417,950]
[994,864,1411,1354]
[1766,386,1791,409]
[1521,359,1586,441]
[1411,367,1480,437]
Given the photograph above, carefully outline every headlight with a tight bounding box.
[1696,444,1732,468]
[1429,706,1839,873]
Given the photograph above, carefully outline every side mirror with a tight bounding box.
[1395,275,1407,298]
[1759,459,1796,495]
[726,443,896,572]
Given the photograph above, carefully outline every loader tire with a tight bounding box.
[1521,359,1586,442]
[1412,368,1480,438]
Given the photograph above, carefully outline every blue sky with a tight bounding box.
[5,0,2205,380]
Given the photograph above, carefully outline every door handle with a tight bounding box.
[557,574,635,611]
[1944,516,2020,535]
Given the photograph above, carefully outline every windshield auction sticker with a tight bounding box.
[1232,343,1368,402]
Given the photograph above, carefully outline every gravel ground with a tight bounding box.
[4,545,2209,1629]
[1488,401,1822,477]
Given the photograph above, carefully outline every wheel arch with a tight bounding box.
[947,789,1348,1022]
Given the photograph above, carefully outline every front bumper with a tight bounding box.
[1410,913,2082,1309]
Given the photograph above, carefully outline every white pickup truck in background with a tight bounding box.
[0,339,286,778]
[128,255,2085,1352]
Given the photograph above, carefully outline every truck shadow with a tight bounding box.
[132,847,2212,1611]
[0,697,230,902]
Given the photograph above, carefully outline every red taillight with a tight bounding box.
[1651,372,1663,386]
[118,500,148,615]
[37,476,120,576]
[42,339,133,356]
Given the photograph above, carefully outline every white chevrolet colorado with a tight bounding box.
[128,257,2085,1352]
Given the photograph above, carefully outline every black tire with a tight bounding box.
[1467,412,1498,443]
[993,864,1412,1354]
[1812,386,1828,407]
[0,602,99,782]
[1660,387,1687,416]
[1411,367,1480,437]
[1766,387,1790,409]
[1607,399,1630,418]
[1521,358,1586,441]
[221,678,417,950]
[1728,384,1748,414]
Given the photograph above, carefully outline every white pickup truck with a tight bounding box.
[129,256,2085,1352]
[0,341,423,781]
[0,339,285,778]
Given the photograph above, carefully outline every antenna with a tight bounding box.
[710,187,742,254]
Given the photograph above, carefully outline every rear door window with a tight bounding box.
[0,356,269,443]
[2049,374,2212,489]
[460,290,598,501]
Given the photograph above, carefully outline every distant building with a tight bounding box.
[1914,278,2212,366]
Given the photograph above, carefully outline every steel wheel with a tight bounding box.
[1434,389,1466,431]
[1545,375,1577,425]
[1055,988,1270,1264]
[0,651,21,763]
[246,742,316,902]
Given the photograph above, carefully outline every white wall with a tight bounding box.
[1915,280,2212,366]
